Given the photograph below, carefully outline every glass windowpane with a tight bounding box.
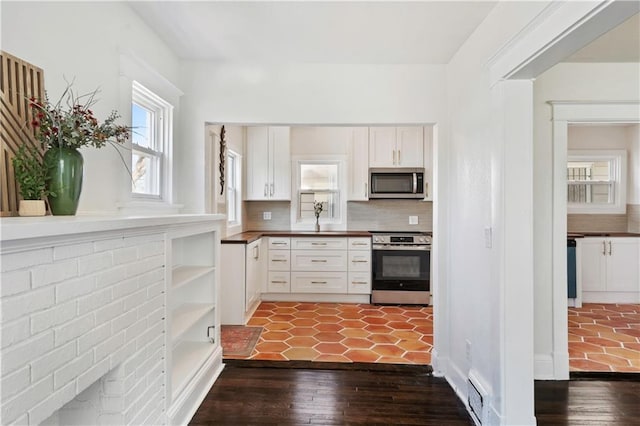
[132,103,153,149]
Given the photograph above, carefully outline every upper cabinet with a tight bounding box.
[369,126,424,168]
[347,127,370,201]
[245,126,291,200]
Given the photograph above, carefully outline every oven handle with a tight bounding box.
[372,245,431,251]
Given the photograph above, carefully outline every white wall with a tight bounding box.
[176,63,446,213]
[533,63,640,377]
[442,2,549,424]
[1,2,181,214]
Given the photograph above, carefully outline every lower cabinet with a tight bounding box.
[265,236,371,301]
[220,238,265,325]
[578,237,640,303]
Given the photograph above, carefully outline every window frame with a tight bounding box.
[226,149,242,227]
[290,156,347,230]
[567,149,627,214]
[131,81,173,201]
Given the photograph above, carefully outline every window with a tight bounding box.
[131,81,173,199]
[227,150,241,225]
[290,156,346,230]
[567,150,627,214]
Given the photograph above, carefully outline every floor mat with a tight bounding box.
[221,325,263,357]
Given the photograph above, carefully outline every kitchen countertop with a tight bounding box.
[568,232,640,239]
[222,230,373,244]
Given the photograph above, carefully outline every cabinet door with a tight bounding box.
[348,272,371,294]
[369,127,396,167]
[245,239,263,315]
[396,127,424,167]
[269,126,291,200]
[347,127,370,201]
[245,127,270,200]
[291,272,348,293]
[580,238,607,292]
[423,125,433,200]
[606,238,640,292]
[291,250,348,271]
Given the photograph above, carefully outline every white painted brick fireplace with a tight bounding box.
[0,215,224,425]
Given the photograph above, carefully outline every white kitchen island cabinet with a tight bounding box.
[369,126,424,168]
[220,238,266,325]
[578,237,640,303]
[245,126,291,200]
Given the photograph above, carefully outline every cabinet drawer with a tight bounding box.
[267,272,291,293]
[291,238,347,250]
[348,272,371,294]
[268,237,291,250]
[291,250,347,271]
[268,251,291,271]
[349,237,371,250]
[291,272,347,293]
[348,252,371,272]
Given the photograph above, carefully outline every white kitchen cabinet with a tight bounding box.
[245,126,291,200]
[220,238,265,325]
[291,272,348,293]
[347,127,370,201]
[291,250,348,271]
[578,237,640,303]
[347,237,371,294]
[423,125,434,201]
[369,126,424,168]
[167,220,222,424]
[266,237,291,292]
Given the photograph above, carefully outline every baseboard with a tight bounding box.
[534,353,555,379]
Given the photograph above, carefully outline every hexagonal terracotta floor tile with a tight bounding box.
[342,337,374,349]
[339,328,370,338]
[344,349,380,363]
[291,318,319,327]
[315,342,349,355]
[314,323,344,332]
[372,344,405,357]
[364,325,393,333]
[283,347,320,361]
[369,334,400,344]
[261,331,292,341]
[265,322,294,331]
[387,321,415,330]
[339,319,368,328]
[286,336,320,347]
[255,341,290,353]
[315,354,351,363]
[315,332,346,343]
[396,340,430,352]
[288,327,318,337]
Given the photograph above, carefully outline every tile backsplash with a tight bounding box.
[242,199,433,232]
[567,204,640,233]
[347,200,432,232]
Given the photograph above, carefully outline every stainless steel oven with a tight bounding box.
[371,232,431,305]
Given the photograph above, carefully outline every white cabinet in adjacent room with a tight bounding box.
[245,126,291,200]
[220,239,266,325]
[369,126,424,168]
[347,127,370,201]
[578,237,640,303]
[266,237,291,292]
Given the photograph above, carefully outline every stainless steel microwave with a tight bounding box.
[369,168,425,199]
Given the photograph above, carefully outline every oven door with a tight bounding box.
[372,248,430,291]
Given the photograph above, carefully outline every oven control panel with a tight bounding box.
[371,234,431,246]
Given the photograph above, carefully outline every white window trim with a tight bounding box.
[116,51,183,214]
[131,81,173,202]
[567,149,627,214]
[290,155,347,231]
[227,149,242,235]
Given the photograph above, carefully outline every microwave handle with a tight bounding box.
[413,173,418,194]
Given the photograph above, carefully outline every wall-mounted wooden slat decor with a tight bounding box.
[0,51,45,216]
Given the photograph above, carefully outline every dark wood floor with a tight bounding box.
[191,362,640,425]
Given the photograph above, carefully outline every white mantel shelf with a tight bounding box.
[1,214,226,244]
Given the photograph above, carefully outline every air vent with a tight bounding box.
[468,378,484,424]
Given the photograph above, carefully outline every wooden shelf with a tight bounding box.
[171,303,215,342]
[172,265,215,290]
[171,341,216,401]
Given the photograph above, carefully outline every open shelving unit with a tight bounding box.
[166,222,223,425]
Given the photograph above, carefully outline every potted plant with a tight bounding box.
[12,144,48,216]
[28,82,130,215]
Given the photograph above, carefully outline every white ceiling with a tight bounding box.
[129,2,638,65]
[128,1,497,64]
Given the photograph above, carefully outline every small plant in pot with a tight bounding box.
[12,144,50,216]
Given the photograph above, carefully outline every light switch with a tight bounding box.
[263,211,272,220]
[409,216,418,225]
[484,227,492,248]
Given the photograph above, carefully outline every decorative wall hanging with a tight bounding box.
[219,125,226,195]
